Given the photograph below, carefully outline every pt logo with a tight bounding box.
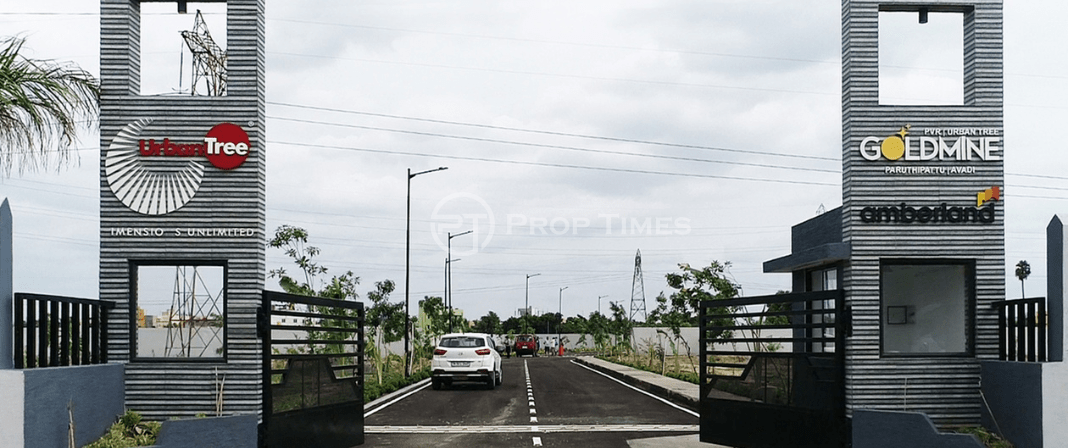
[105,119,252,215]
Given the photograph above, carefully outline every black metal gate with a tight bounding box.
[699,290,849,448]
[260,291,365,448]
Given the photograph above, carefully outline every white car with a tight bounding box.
[431,333,503,390]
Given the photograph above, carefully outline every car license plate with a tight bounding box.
[450,361,471,367]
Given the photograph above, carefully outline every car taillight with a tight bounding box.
[434,349,447,356]
[475,348,491,355]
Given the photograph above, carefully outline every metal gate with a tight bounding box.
[260,291,365,448]
[699,290,849,448]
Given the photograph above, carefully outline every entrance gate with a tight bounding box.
[260,291,365,448]
[699,290,848,448]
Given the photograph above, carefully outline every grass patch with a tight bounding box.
[364,367,431,403]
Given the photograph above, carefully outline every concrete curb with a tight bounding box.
[364,377,432,411]
[573,357,699,413]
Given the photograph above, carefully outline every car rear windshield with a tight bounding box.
[440,337,487,348]
[517,335,534,342]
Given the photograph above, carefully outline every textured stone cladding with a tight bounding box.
[841,0,1004,428]
[99,0,266,420]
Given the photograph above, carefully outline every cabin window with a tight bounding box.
[881,261,973,355]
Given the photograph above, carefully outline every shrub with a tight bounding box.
[84,411,161,448]
[955,426,1013,448]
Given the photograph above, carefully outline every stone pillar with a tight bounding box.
[1048,215,1065,362]
[1,199,12,369]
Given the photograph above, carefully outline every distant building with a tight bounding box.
[516,307,540,318]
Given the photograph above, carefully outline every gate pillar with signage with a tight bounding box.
[99,0,267,421]
[840,0,1004,428]
[761,1,1006,442]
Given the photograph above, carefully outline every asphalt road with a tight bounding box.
[364,356,698,447]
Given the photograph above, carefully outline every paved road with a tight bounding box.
[364,356,699,447]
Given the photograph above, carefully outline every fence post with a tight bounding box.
[1,199,13,369]
[1047,216,1065,362]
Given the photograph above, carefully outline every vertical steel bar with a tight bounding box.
[699,302,708,398]
[38,299,48,367]
[997,302,1006,361]
[90,305,100,364]
[71,303,81,365]
[60,302,70,366]
[1027,301,1037,362]
[1006,305,1017,361]
[1016,302,1026,362]
[14,295,23,368]
[358,303,365,401]
[25,297,35,368]
[1038,300,1047,362]
[99,304,109,363]
[48,300,59,366]
[80,303,91,363]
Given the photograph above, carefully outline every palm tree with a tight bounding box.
[1015,260,1031,298]
[0,36,99,176]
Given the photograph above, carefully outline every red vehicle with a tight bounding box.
[514,334,538,357]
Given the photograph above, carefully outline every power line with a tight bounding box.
[269,116,838,173]
[268,102,838,162]
[269,140,840,187]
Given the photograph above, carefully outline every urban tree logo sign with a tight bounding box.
[105,119,252,215]
[858,186,1001,225]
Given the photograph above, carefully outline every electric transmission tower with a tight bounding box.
[164,266,224,358]
[630,249,647,322]
[181,10,227,96]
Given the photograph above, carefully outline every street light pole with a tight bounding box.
[405,166,447,378]
[598,295,608,315]
[525,273,540,331]
[447,230,473,333]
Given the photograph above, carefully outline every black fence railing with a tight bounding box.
[699,289,849,448]
[14,293,113,369]
[995,297,1047,362]
[261,290,365,448]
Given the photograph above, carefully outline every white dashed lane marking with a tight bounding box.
[526,360,539,446]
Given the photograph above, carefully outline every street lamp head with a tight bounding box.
[527,273,541,279]
[410,166,449,179]
[449,229,473,239]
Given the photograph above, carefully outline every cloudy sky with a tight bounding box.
[2,1,1066,320]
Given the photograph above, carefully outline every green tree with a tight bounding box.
[1,36,99,176]
[656,261,741,340]
[608,301,634,354]
[1016,260,1031,298]
[268,224,327,295]
[473,311,503,336]
[418,296,449,340]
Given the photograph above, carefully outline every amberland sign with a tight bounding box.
[859,186,1001,224]
[105,119,252,215]
[858,125,1002,163]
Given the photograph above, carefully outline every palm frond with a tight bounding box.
[0,35,99,176]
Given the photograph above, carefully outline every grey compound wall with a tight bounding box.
[841,1,1004,427]
[99,0,266,420]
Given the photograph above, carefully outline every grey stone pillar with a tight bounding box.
[1,199,12,369]
[1048,215,1064,362]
